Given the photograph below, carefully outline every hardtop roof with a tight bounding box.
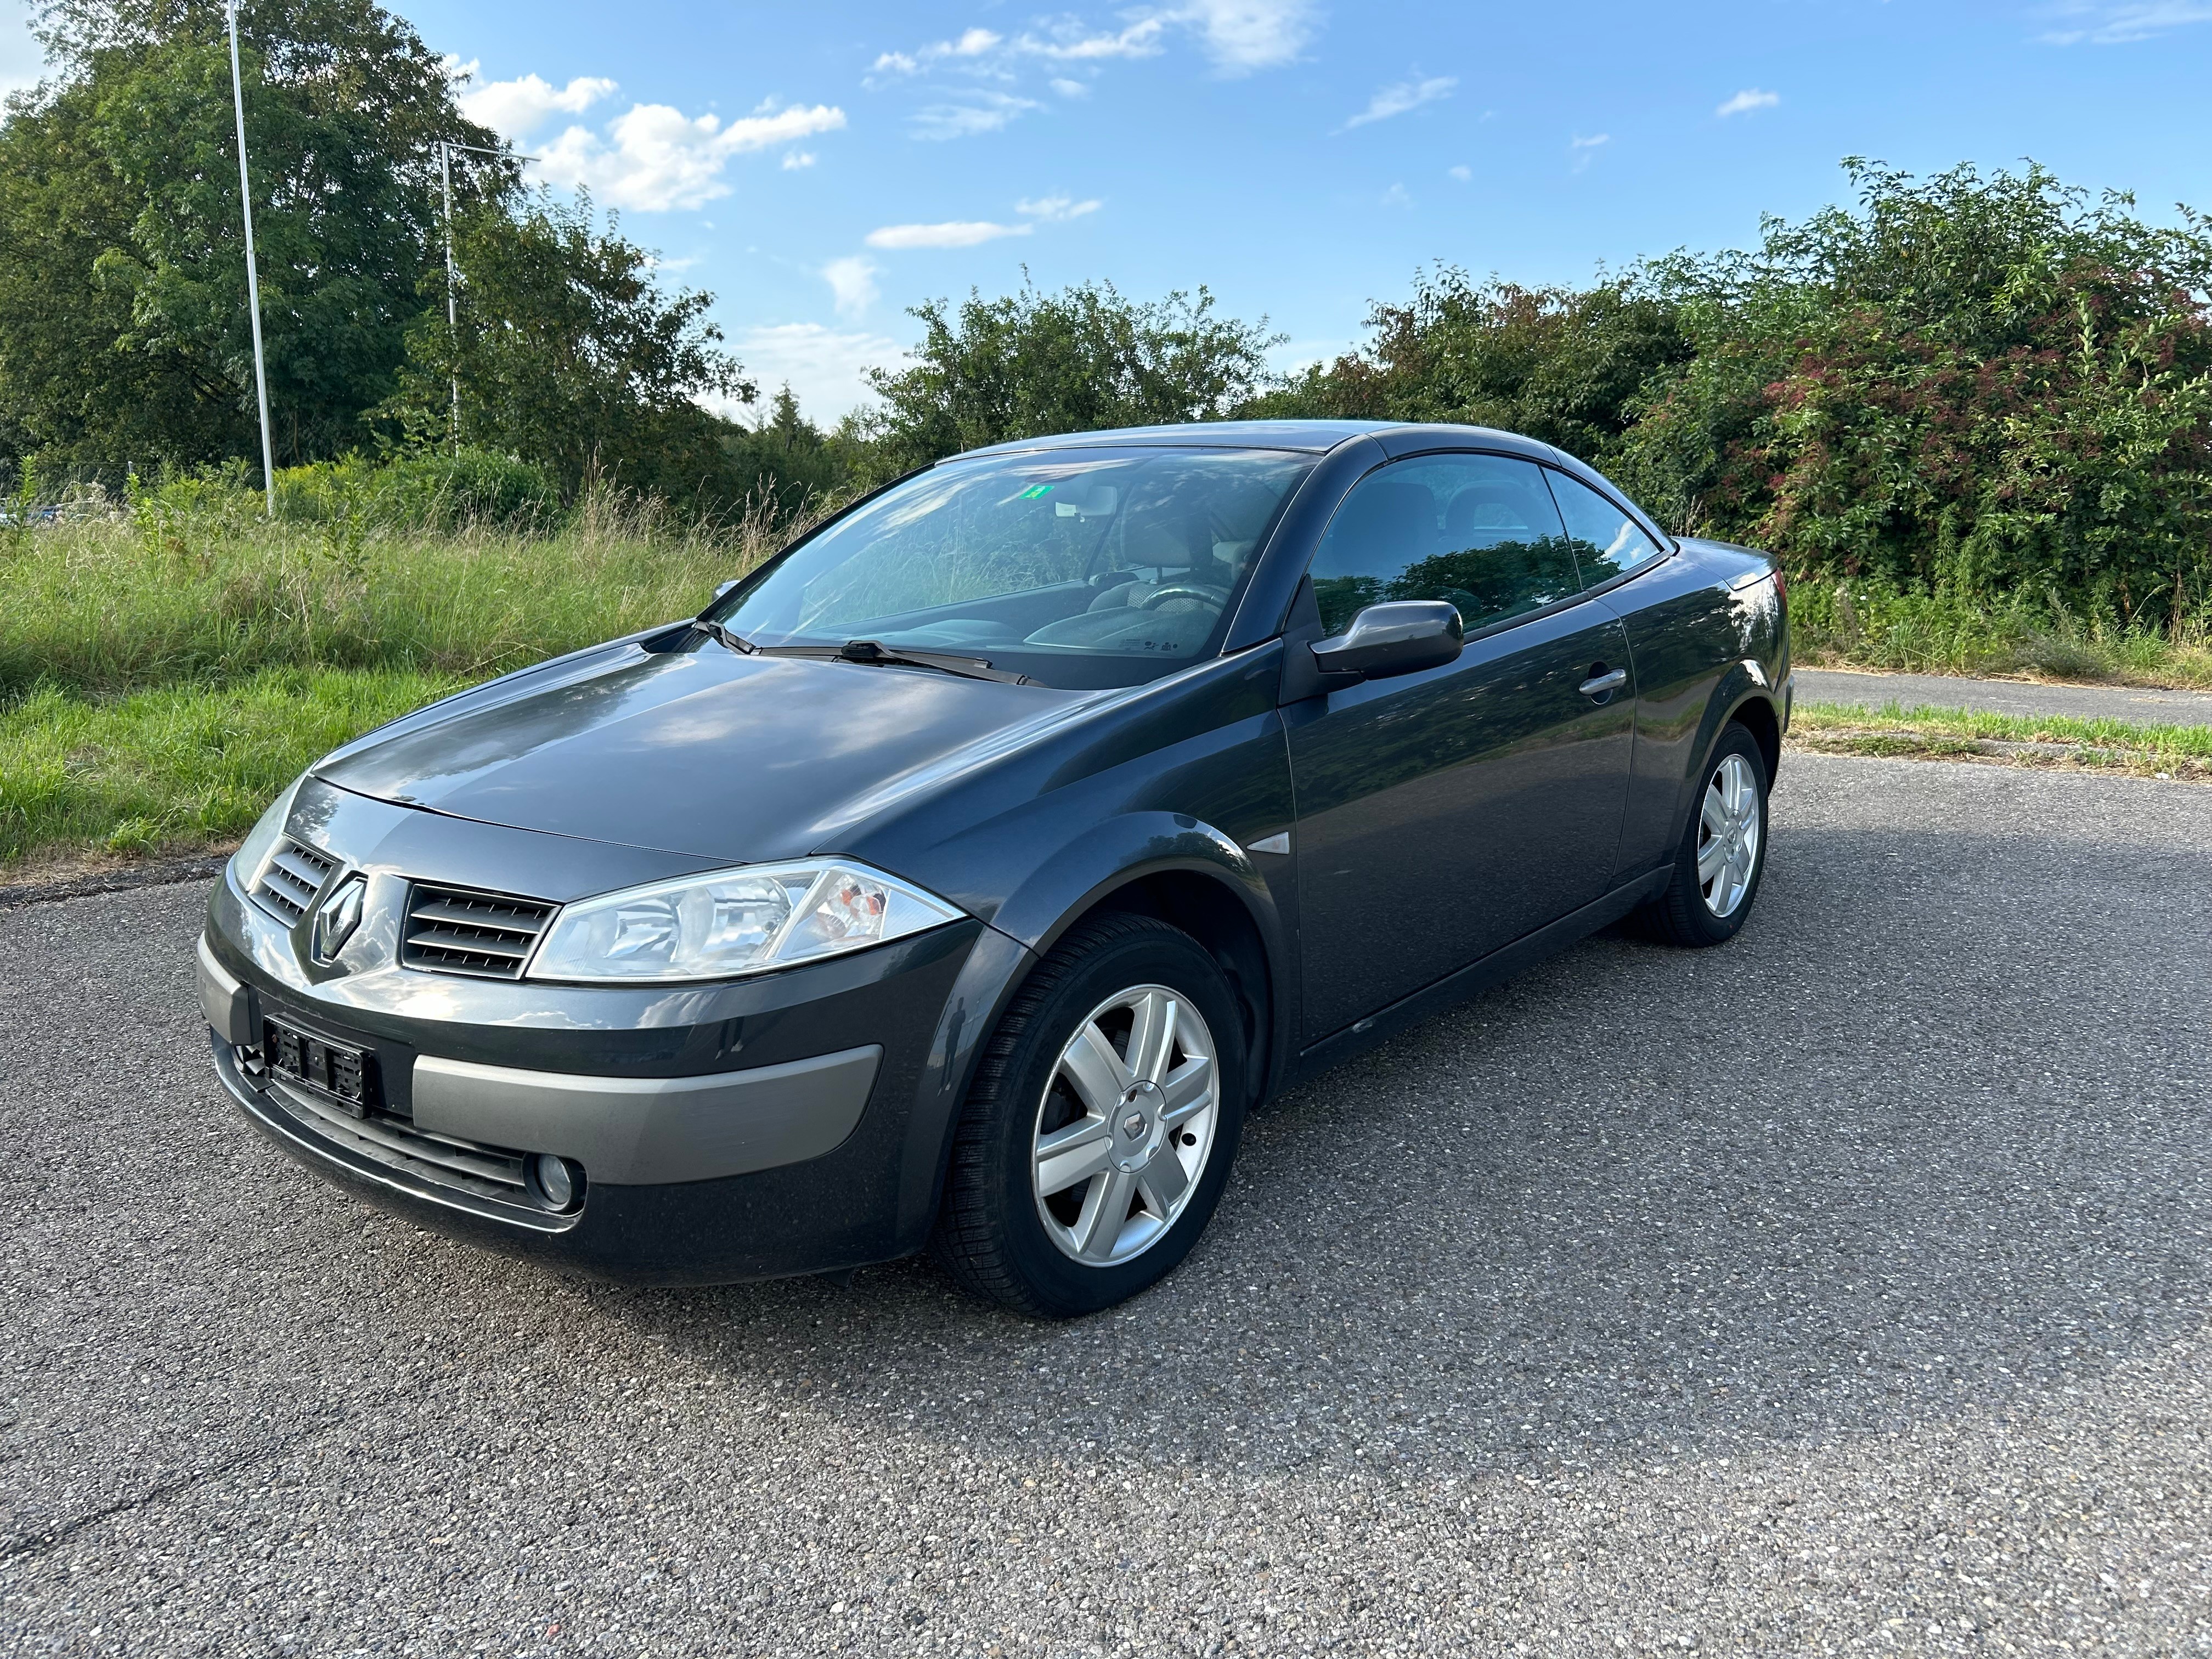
[952,419,1560,461]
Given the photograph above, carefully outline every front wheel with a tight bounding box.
[1634,723,1770,947]
[931,913,1246,1318]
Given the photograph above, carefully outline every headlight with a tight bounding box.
[229,776,304,893]
[527,861,964,983]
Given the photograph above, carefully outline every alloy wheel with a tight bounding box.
[1697,751,1762,917]
[1031,984,1218,1267]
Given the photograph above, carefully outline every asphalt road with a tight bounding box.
[5,753,2211,1657]
[1795,667,2212,727]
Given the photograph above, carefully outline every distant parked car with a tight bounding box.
[199,420,1789,1316]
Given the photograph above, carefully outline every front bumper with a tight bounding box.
[199,785,1035,1284]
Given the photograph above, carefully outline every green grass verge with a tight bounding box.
[0,668,463,865]
[1790,699,2212,777]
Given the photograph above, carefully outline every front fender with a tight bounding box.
[991,810,1278,959]
[889,811,1292,1254]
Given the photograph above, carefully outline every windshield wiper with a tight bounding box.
[759,639,1033,685]
[690,617,758,656]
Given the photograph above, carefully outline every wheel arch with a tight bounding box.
[1674,668,1785,828]
[897,816,1290,1253]
[1730,689,1781,785]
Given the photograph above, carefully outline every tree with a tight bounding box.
[374,191,753,503]
[1615,161,2212,622]
[722,385,848,518]
[1249,270,1691,467]
[854,280,1282,477]
[0,0,507,476]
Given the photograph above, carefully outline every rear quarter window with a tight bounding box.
[1544,469,1667,588]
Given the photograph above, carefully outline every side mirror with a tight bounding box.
[1308,601,1464,682]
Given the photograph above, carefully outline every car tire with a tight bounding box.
[1634,721,1770,949]
[931,912,1248,1318]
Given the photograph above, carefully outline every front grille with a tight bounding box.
[253,837,336,922]
[403,883,556,979]
[264,1074,532,1204]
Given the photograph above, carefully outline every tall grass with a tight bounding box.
[0,479,811,869]
[1,483,788,700]
[1789,579,2212,687]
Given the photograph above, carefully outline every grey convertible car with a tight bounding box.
[199,420,1788,1317]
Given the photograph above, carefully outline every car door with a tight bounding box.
[1286,452,1636,1041]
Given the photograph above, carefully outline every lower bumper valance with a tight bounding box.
[409,1045,883,1185]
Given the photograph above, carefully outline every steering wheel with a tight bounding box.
[1133,583,1228,612]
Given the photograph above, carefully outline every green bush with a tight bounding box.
[273,448,558,532]
[1265,161,2212,635]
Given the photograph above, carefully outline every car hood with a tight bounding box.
[314,644,1091,865]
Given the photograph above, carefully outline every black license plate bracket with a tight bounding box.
[263,1017,380,1116]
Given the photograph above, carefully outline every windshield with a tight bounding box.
[709,448,1314,690]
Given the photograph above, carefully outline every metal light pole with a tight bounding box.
[438,139,537,452]
[225,0,276,517]
[441,141,458,449]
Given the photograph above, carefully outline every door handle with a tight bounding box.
[1578,666,1628,699]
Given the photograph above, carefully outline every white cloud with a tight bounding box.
[1176,0,1319,72]
[1570,132,1609,173]
[1016,194,1103,221]
[1380,182,1412,209]
[534,101,847,211]
[782,150,816,169]
[460,72,619,139]
[734,324,904,423]
[867,0,1313,105]
[865,220,1034,250]
[822,256,879,317]
[1447,164,1471,182]
[1715,87,1780,117]
[912,92,1042,140]
[1015,19,1169,61]
[2040,0,2212,40]
[1340,74,1455,130]
[872,27,1004,74]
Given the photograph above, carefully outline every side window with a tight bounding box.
[1544,469,1666,588]
[1307,454,1581,635]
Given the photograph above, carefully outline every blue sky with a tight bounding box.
[5,1,2211,422]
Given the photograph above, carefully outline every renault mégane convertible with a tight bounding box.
[199,420,1788,1317]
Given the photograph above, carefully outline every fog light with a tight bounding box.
[531,1153,583,1212]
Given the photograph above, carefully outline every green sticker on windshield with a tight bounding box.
[1018,484,1053,499]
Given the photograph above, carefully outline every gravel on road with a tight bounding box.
[4,753,2210,1657]
[1795,666,2212,727]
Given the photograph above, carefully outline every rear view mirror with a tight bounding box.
[1308,601,1464,682]
[1056,484,1119,519]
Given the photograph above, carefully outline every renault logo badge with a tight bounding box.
[311,876,367,965]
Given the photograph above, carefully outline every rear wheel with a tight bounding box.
[1635,722,1769,947]
[932,913,1246,1318]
